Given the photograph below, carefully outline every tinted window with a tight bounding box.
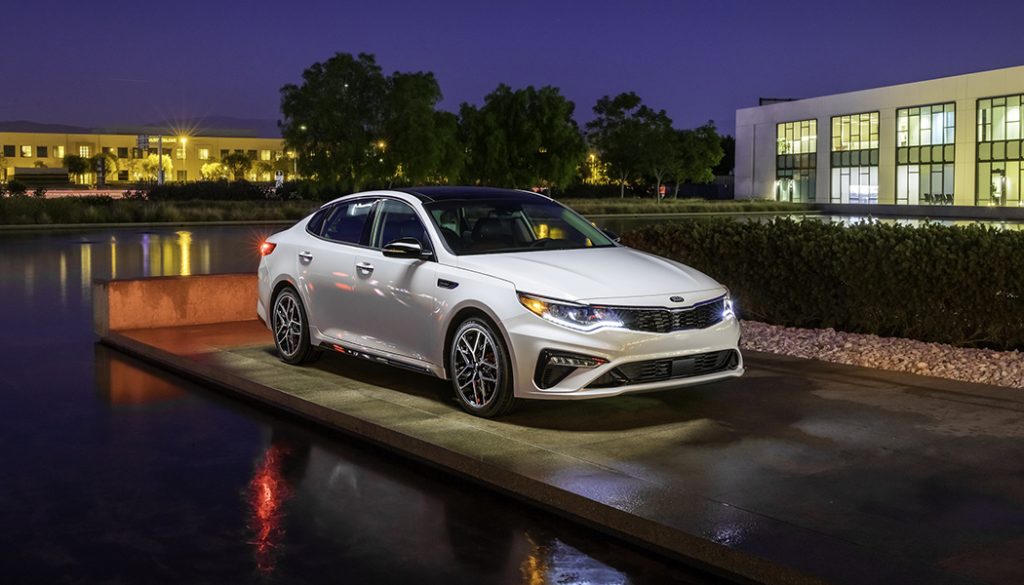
[320,200,376,245]
[372,200,430,250]
[306,208,330,236]
[426,199,613,255]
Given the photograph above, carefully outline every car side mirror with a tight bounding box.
[382,237,431,259]
[603,229,621,243]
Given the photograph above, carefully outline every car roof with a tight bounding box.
[395,186,549,203]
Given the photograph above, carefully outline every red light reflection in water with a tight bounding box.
[247,443,295,575]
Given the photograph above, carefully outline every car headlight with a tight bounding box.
[723,291,736,320]
[517,293,624,332]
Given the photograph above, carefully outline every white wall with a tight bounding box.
[734,64,1024,204]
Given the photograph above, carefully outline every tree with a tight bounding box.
[714,134,735,176]
[63,154,90,184]
[90,152,119,183]
[201,161,232,180]
[459,84,584,190]
[377,71,455,186]
[586,92,671,198]
[279,52,387,191]
[254,161,274,181]
[669,122,725,198]
[139,153,173,181]
[221,152,253,180]
[430,110,465,184]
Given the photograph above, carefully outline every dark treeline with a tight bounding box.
[279,52,727,198]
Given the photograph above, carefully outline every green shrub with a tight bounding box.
[621,219,1024,350]
[562,198,811,215]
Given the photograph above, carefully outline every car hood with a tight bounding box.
[455,246,723,304]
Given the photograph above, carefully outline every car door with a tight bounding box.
[299,198,378,345]
[350,199,441,365]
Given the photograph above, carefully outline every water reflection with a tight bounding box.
[247,430,309,575]
[0,225,719,584]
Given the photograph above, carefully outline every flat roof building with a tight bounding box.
[735,64,1024,208]
[0,123,291,186]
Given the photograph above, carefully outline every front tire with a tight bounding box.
[449,317,517,417]
[271,287,320,365]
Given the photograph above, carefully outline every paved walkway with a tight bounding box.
[105,322,1024,585]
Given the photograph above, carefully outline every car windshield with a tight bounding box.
[425,198,615,255]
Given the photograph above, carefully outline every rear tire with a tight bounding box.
[449,317,517,418]
[271,287,320,365]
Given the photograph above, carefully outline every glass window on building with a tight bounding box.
[175,147,186,160]
[55,145,65,159]
[198,148,210,160]
[118,170,129,181]
[79,145,91,158]
[896,103,956,205]
[117,147,129,158]
[776,119,817,202]
[2,145,15,157]
[220,149,230,159]
[978,95,1024,206]
[21,145,33,157]
[246,149,257,159]
[260,149,272,161]
[830,112,879,203]
[176,170,187,182]
[36,146,48,158]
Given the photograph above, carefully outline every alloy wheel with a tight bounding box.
[273,292,303,359]
[452,325,501,409]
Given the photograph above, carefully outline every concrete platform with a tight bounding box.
[94,275,1024,585]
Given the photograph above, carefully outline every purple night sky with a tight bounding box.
[4,0,1022,135]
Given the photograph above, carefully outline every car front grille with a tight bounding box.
[609,297,727,333]
[587,349,740,388]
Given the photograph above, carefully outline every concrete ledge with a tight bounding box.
[93,273,257,335]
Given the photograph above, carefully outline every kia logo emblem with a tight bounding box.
[669,295,685,303]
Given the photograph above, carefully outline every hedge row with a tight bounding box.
[621,219,1024,350]
[0,197,318,224]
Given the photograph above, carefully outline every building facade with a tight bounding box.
[735,64,1024,207]
[0,127,290,185]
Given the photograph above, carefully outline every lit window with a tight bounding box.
[977,94,1024,206]
[776,119,817,202]
[79,145,91,157]
[55,145,65,159]
[175,147,186,160]
[831,112,878,152]
[895,103,955,206]
[20,145,32,157]
[198,148,210,160]
[260,149,271,161]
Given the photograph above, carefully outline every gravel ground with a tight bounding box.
[740,320,1024,389]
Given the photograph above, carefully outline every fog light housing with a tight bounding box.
[534,350,607,389]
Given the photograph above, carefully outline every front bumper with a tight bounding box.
[505,312,743,399]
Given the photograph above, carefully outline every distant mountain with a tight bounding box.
[0,120,93,134]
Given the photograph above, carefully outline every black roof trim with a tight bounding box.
[396,186,546,202]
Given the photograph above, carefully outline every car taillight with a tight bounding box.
[259,242,277,256]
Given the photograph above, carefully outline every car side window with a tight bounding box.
[305,207,330,237]
[320,199,376,245]
[372,200,431,251]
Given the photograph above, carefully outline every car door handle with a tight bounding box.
[356,262,374,275]
[298,251,314,262]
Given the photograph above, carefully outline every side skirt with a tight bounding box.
[318,342,437,377]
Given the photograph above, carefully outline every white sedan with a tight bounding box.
[257,187,743,417]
